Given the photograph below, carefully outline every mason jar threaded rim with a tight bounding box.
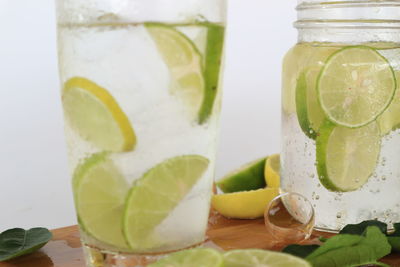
[295,0,400,29]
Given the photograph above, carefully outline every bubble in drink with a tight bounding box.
[265,193,315,244]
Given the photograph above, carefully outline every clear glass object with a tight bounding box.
[265,193,315,246]
[282,0,400,232]
[55,0,227,266]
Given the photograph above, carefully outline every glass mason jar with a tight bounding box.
[55,0,226,266]
[282,0,400,232]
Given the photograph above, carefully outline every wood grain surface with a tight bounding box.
[1,213,400,266]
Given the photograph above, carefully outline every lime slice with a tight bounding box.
[146,24,205,121]
[378,71,400,135]
[74,153,129,249]
[264,154,280,188]
[148,248,223,267]
[216,157,267,193]
[123,155,209,251]
[296,69,326,139]
[317,46,396,128]
[223,249,311,267]
[147,23,224,124]
[62,77,136,152]
[211,188,279,219]
[283,44,338,114]
[282,44,311,114]
[316,120,381,192]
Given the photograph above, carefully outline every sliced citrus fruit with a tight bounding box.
[216,157,267,193]
[147,23,224,124]
[264,154,280,188]
[146,24,205,120]
[211,188,279,219]
[317,46,396,128]
[296,68,326,139]
[378,71,400,135]
[283,44,338,115]
[198,23,225,124]
[123,155,209,252]
[62,77,136,152]
[316,120,381,192]
[223,249,311,267]
[74,153,129,249]
[148,248,223,267]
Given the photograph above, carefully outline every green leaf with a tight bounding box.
[282,244,320,258]
[306,226,391,267]
[387,236,400,252]
[339,220,387,235]
[0,228,52,261]
[387,223,400,252]
[390,223,400,236]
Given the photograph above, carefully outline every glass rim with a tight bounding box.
[297,0,400,9]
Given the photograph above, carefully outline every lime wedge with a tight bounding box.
[216,157,267,193]
[211,188,279,219]
[223,249,311,267]
[62,77,136,152]
[264,154,280,188]
[317,46,396,128]
[378,71,400,135]
[123,155,209,252]
[296,69,326,139]
[316,120,381,192]
[148,248,223,267]
[74,153,129,249]
[146,24,205,121]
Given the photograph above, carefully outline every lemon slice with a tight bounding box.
[216,157,267,193]
[74,153,129,249]
[264,154,280,188]
[316,120,381,192]
[123,155,209,252]
[146,24,205,120]
[211,188,279,219]
[318,46,396,128]
[148,248,223,267]
[62,77,136,152]
[223,249,311,267]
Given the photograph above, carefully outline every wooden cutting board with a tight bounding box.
[1,213,400,267]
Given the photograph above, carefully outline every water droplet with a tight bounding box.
[310,174,315,179]
[382,176,386,181]
[336,213,342,219]
[315,195,320,200]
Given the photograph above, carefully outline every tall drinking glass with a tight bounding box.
[55,0,226,265]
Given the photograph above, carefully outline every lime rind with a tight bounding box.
[148,248,224,267]
[317,46,396,128]
[123,155,209,252]
[217,157,267,193]
[316,120,381,192]
[63,77,136,152]
[296,71,319,139]
[198,23,225,124]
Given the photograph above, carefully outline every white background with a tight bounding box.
[0,0,296,231]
